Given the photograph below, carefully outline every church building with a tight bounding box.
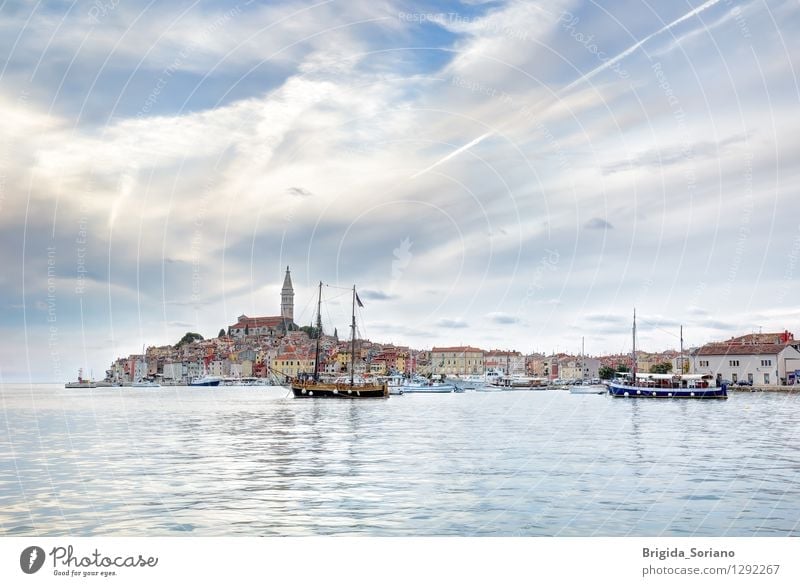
[227,266,296,338]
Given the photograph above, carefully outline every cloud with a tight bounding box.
[436,318,469,329]
[583,218,614,230]
[601,133,750,175]
[485,311,520,324]
[287,187,314,197]
[360,289,397,300]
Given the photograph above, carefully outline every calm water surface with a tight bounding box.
[1,384,798,536]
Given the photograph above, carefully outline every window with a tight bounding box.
[761,359,772,367]
[764,373,770,384]
[729,360,739,367]
[699,360,709,367]
[732,373,738,383]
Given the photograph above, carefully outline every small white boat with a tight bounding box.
[490,375,549,390]
[451,368,504,390]
[569,384,607,394]
[388,375,457,394]
[132,380,161,388]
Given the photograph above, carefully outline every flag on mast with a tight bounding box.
[355,291,364,308]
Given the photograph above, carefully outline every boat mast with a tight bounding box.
[350,285,356,386]
[632,308,637,382]
[679,324,684,375]
[313,281,322,381]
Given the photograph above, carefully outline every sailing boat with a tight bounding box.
[607,309,727,399]
[291,282,388,399]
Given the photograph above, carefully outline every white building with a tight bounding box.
[484,350,526,375]
[163,362,185,383]
[692,339,800,386]
[186,361,202,381]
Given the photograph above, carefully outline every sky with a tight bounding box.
[1,0,798,381]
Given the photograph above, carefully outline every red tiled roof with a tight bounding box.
[695,343,789,356]
[274,353,314,361]
[230,316,288,329]
[726,332,794,345]
[432,346,484,353]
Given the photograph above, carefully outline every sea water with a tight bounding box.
[1,384,797,536]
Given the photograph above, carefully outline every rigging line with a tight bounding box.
[294,293,315,325]
[355,304,369,341]
[637,317,681,340]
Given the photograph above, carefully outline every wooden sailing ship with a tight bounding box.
[291,282,388,399]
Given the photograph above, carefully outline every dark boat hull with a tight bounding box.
[608,383,727,399]
[291,382,388,398]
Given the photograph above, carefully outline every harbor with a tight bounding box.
[2,382,799,536]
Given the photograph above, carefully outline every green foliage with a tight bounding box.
[599,365,615,380]
[300,325,321,339]
[616,364,630,373]
[176,332,204,347]
[649,361,673,374]
[218,329,226,338]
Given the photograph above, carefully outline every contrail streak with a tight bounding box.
[411,0,724,179]
[560,0,724,94]
[410,130,494,179]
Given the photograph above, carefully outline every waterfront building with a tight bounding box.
[484,349,525,375]
[271,353,316,379]
[691,331,800,386]
[558,356,600,380]
[431,346,485,375]
[162,362,184,383]
[186,361,202,382]
[209,359,231,377]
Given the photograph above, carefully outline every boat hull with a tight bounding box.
[189,380,221,387]
[608,383,727,399]
[400,385,456,393]
[292,382,388,398]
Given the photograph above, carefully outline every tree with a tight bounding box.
[616,364,630,373]
[649,362,673,374]
[599,365,615,380]
[300,325,320,339]
[176,332,204,347]
[218,328,226,338]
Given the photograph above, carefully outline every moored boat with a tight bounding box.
[189,375,221,387]
[490,375,549,390]
[608,373,726,398]
[399,379,458,393]
[65,369,96,388]
[132,380,161,388]
[610,310,727,399]
[569,384,608,394]
[291,282,388,399]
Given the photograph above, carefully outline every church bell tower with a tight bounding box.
[281,266,294,323]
